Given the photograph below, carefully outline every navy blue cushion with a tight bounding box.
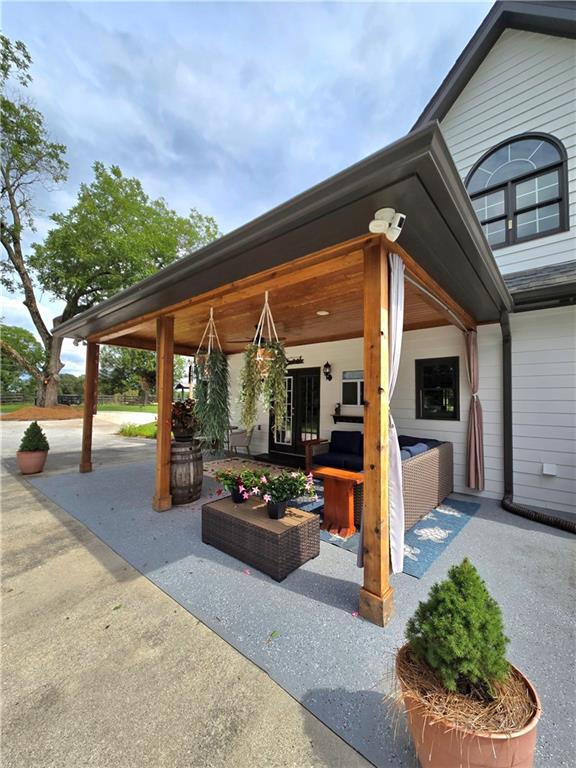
[329,430,363,456]
[398,434,441,449]
[313,452,364,472]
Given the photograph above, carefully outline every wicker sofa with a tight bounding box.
[305,432,453,531]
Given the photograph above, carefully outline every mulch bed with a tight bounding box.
[1,405,83,421]
[395,644,537,734]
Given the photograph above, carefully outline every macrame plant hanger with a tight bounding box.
[253,290,279,348]
[196,307,222,368]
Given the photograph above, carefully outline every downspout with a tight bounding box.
[500,312,575,534]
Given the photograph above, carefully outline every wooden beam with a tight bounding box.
[359,241,394,626]
[386,237,477,330]
[153,316,174,512]
[80,341,99,473]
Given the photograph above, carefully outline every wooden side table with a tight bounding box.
[312,466,364,538]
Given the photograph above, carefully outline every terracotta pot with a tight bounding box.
[396,645,541,768]
[16,451,48,475]
[256,346,274,376]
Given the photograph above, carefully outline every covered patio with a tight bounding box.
[54,123,512,626]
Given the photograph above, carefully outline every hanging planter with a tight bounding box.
[193,308,230,450]
[239,292,287,431]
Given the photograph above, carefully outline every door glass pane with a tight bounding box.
[516,203,560,239]
[515,170,559,210]
[482,218,507,247]
[274,376,293,445]
[472,190,505,220]
[299,374,320,442]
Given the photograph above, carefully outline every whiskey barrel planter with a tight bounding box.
[170,440,203,505]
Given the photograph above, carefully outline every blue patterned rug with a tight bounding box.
[292,490,480,579]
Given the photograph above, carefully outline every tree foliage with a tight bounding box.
[99,346,186,403]
[30,162,220,320]
[405,558,509,698]
[0,323,44,393]
[0,34,219,407]
[18,420,49,452]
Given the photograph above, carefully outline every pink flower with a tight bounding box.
[263,494,272,503]
[238,484,246,493]
[242,491,249,500]
[307,472,314,482]
[252,487,260,495]
[351,611,359,618]
[243,568,251,575]
[290,472,298,478]
[260,475,268,484]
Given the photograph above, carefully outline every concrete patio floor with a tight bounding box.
[2,417,575,767]
[1,417,369,768]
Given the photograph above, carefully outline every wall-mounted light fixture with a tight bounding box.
[323,362,333,381]
[368,208,406,242]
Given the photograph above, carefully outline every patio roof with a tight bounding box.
[54,123,512,352]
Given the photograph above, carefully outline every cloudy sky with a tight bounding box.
[3,0,491,374]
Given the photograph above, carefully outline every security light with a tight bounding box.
[368,208,406,241]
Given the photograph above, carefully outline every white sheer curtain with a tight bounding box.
[388,252,405,573]
[357,252,405,573]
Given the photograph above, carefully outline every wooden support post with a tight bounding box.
[359,241,394,627]
[153,315,174,512]
[80,341,99,473]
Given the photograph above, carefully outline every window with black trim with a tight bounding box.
[416,357,459,421]
[342,370,364,406]
[466,134,568,249]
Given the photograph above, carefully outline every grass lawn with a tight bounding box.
[0,402,158,414]
[118,421,157,439]
[0,403,34,414]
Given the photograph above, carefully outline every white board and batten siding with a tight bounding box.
[440,28,576,276]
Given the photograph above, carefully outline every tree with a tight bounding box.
[99,346,186,404]
[1,35,220,408]
[1,35,67,406]
[58,373,84,396]
[0,323,44,396]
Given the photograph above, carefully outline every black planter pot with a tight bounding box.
[231,487,246,504]
[267,500,287,519]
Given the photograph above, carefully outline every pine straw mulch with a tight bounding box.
[1,405,83,421]
[395,644,537,735]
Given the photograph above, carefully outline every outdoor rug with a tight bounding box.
[304,498,480,579]
[28,461,488,767]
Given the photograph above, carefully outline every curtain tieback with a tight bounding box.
[472,392,479,399]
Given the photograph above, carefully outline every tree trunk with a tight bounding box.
[36,336,64,408]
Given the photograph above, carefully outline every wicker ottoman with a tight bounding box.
[202,497,320,581]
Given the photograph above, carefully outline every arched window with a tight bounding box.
[465,134,568,249]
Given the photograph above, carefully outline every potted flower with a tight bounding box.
[258,470,316,519]
[396,558,541,768]
[171,398,201,442]
[16,421,50,475]
[215,469,260,504]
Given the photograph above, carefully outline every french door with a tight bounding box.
[269,368,321,455]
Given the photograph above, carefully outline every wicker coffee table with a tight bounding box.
[201,497,320,581]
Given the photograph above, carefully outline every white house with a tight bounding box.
[227,0,576,516]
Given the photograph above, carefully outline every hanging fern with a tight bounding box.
[195,351,230,449]
[239,343,262,430]
[262,341,287,431]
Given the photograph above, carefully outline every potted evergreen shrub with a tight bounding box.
[16,421,50,474]
[396,558,541,768]
[257,470,316,519]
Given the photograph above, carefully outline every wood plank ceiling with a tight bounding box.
[94,248,453,355]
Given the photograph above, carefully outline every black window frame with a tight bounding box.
[415,356,460,421]
[465,133,569,250]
